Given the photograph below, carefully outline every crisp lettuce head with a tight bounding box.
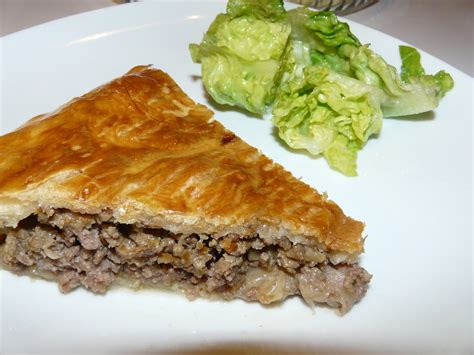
[273,65,383,176]
[190,0,290,114]
[191,1,454,176]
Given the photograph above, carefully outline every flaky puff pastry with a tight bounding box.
[0,66,364,256]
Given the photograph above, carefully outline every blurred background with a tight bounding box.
[0,0,472,76]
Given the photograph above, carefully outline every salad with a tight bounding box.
[190,0,453,176]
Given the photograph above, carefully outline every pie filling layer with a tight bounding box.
[0,209,370,313]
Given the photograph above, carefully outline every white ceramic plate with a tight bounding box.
[1,1,472,353]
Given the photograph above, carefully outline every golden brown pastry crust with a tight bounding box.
[0,66,364,254]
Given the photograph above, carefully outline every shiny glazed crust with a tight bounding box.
[0,66,364,255]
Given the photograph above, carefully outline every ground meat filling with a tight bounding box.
[0,210,371,313]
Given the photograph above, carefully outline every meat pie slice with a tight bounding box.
[0,66,370,313]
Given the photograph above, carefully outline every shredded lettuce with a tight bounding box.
[190,1,454,176]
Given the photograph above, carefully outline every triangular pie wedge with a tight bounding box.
[0,66,370,313]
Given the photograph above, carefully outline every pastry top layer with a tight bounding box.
[0,66,364,255]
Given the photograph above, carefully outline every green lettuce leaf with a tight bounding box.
[273,65,384,176]
[189,0,290,114]
[287,8,360,54]
[286,8,359,77]
[276,6,360,89]
[340,44,454,117]
[399,45,426,81]
[310,51,353,77]
[277,39,312,86]
[399,45,454,99]
[227,0,286,19]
